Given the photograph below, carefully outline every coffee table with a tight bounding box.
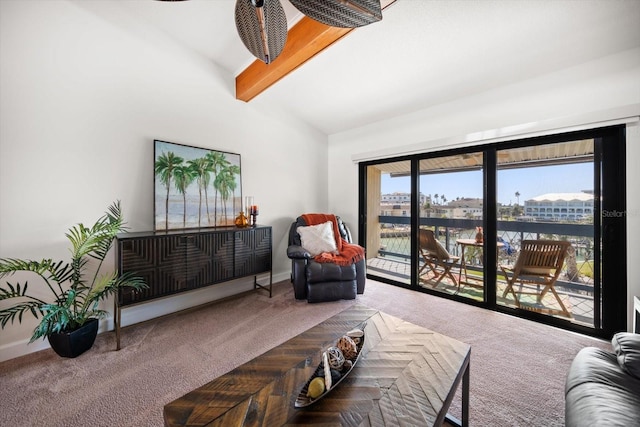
[164,304,471,426]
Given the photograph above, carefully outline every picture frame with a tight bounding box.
[154,140,242,231]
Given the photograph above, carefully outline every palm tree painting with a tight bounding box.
[154,140,242,230]
[216,164,241,225]
[155,151,184,230]
[187,157,211,228]
[205,151,226,226]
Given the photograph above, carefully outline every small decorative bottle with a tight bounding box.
[475,226,484,244]
[235,211,249,228]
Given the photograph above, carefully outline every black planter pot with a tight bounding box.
[47,318,99,358]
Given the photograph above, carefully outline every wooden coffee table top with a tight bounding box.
[164,304,471,426]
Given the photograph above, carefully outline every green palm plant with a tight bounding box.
[0,201,147,343]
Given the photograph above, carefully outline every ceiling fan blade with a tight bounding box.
[235,0,288,64]
[290,0,382,28]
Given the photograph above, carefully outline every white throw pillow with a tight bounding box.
[297,221,339,256]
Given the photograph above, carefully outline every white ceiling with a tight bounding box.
[94,0,640,135]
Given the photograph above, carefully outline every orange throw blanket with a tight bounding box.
[301,213,365,267]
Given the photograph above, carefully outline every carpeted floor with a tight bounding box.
[0,279,610,426]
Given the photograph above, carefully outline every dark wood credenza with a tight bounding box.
[114,225,272,350]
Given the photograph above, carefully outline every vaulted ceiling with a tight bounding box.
[82,0,640,135]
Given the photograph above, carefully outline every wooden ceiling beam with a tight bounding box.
[235,1,396,102]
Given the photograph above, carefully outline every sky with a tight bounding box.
[381,163,593,205]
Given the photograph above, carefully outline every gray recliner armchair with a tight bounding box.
[287,215,366,303]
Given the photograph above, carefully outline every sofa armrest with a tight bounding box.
[287,245,312,259]
[565,346,640,427]
[612,332,640,379]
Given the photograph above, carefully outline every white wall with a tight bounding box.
[0,1,328,361]
[329,48,640,331]
[2,0,638,362]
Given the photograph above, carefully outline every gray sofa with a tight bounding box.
[565,332,640,426]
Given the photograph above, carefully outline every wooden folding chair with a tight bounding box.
[418,229,460,290]
[499,240,572,317]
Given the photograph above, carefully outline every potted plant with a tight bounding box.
[0,201,147,358]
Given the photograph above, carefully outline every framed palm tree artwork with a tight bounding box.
[154,140,242,230]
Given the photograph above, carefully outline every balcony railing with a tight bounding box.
[372,215,596,324]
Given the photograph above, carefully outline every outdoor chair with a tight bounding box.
[499,239,572,317]
[418,229,460,290]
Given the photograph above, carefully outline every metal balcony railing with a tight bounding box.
[372,215,596,324]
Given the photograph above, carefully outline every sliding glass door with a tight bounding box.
[359,125,626,338]
[417,153,484,302]
[495,140,596,325]
[363,159,412,286]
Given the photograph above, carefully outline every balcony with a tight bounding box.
[368,215,596,326]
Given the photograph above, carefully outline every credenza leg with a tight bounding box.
[254,272,273,298]
[115,299,121,351]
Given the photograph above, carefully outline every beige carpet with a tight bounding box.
[0,279,610,426]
